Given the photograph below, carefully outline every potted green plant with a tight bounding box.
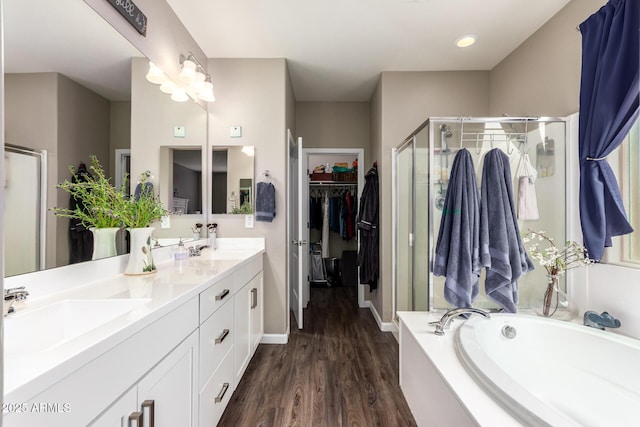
[52,156,125,260]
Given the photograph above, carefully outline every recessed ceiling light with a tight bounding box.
[455,34,478,48]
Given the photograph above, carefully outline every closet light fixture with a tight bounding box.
[455,34,478,48]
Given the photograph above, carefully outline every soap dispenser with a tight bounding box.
[175,238,188,261]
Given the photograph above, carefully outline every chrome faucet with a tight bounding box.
[431,307,490,336]
[188,245,210,257]
[4,286,29,316]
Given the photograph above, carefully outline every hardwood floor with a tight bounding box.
[218,286,417,427]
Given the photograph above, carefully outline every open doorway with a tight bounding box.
[297,148,365,325]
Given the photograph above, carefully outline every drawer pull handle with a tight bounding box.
[215,289,230,301]
[129,411,143,427]
[215,382,230,403]
[251,288,258,309]
[215,329,230,344]
[141,400,155,427]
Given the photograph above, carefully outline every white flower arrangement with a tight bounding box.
[523,230,594,277]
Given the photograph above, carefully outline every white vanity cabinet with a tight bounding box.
[199,255,264,426]
[4,299,199,427]
[92,330,199,427]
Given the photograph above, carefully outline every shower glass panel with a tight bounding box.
[395,139,414,314]
[393,117,567,313]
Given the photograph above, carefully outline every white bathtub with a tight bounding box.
[455,314,640,427]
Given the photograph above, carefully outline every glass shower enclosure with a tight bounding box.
[393,117,567,316]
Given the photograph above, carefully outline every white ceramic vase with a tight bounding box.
[125,227,157,275]
[90,227,119,260]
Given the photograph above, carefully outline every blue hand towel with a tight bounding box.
[479,149,534,313]
[256,182,276,222]
[434,149,481,309]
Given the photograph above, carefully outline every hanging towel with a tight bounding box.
[480,149,534,313]
[515,153,539,220]
[434,149,482,309]
[255,182,276,222]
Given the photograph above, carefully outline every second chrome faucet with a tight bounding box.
[430,307,491,336]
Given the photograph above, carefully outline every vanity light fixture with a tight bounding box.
[455,34,478,48]
[171,88,189,102]
[180,53,216,103]
[145,55,215,103]
[145,62,168,84]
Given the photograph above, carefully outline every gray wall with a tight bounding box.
[5,72,110,268]
[371,71,490,321]
[207,58,291,337]
[109,101,131,180]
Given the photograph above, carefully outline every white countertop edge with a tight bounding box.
[4,244,265,403]
[397,311,521,427]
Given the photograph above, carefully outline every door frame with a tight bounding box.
[301,148,366,308]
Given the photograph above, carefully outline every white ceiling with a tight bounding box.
[167,0,572,101]
[3,0,571,103]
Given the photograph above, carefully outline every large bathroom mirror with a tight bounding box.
[211,146,255,214]
[2,0,207,276]
[159,147,204,214]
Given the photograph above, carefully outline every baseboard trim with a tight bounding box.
[365,301,395,332]
[260,334,289,345]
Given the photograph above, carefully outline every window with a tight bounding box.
[615,119,640,265]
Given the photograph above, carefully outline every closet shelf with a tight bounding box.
[309,181,357,186]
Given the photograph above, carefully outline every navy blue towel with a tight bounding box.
[434,149,481,309]
[256,182,276,222]
[480,149,534,313]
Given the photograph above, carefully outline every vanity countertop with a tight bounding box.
[3,241,264,404]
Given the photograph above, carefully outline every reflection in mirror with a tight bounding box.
[211,147,255,214]
[3,0,141,275]
[160,148,203,214]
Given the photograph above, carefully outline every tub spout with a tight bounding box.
[432,307,490,336]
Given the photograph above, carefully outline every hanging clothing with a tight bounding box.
[69,163,93,263]
[322,193,330,258]
[357,164,379,290]
[479,149,534,313]
[434,149,481,309]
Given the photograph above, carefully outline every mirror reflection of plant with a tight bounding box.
[232,202,253,214]
[120,178,168,229]
[52,155,125,229]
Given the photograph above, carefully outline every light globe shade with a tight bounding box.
[146,62,167,84]
[198,81,215,102]
[171,88,189,102]
[179,59,197,83]
[190,72,206,93]
[159,81,176,94]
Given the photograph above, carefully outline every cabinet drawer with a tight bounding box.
[200,273,234,323]
[199,351,235,427]
[199,297,234,388]
[234,255,263,293]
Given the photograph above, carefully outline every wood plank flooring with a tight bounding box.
[218,286,417,427]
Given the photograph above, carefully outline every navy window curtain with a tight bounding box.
[578,0,639,261]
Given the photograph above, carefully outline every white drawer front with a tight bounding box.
[199,273,234,324]
[234,256,263,293]
[199,297,234,388]
[199,351,234,427]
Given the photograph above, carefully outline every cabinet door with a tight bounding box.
[250,272,264,352]
[137,331,199,427]
[234,281,252,382]
[89,387,137,427]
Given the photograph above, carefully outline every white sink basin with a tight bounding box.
[4,299,150,355]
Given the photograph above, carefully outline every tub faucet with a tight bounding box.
[4,286,29,316]
[431,307,490,336]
